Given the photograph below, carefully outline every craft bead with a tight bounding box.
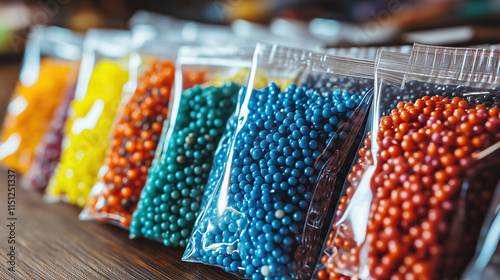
[130,81,240,244]
[23,85,76,190]
[46,59,128,207]
[83,60,187,227]
[318,91,500,280]
[0,58,78,174]
[187,76,371,279]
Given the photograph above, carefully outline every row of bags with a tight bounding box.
[1,15,500,280]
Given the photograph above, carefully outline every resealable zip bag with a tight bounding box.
[79,31,184,227]
[129,45,256,244]
[323,45,412,60]
[45,29,133,208]
[315,44,500,280]
[183,43,376,279]
[0,26,82,174]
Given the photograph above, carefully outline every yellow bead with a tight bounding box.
[46,59,128,207]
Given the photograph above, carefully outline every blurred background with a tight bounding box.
[1,0,500,122]
[1,0,500,56]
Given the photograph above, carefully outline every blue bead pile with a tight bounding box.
[185,81,364,279]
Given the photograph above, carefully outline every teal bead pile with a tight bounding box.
[130,82,240,246]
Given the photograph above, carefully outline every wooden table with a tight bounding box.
[0,62,239,279]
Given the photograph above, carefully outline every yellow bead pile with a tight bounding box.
[46,59,128,207]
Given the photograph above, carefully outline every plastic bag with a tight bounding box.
[129,45,256,244]
[315,44,500,280]
[183,43,377,279]
[45,29,133,207]
[323,45,412,60]
[79,31,185,227]
[0,26,81,174]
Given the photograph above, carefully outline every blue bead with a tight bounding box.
[293,212,304,221]
[246,265,256,275]
[223,257,232,267]
[255,249,265,258]
[304,167,314,176]
[283,237,293,247]
[263,224,273,233]
[304,157,314,166]
[284,204,294,213]
[273,234,283,243]
[282,216,292,226]
[271,220,281,229]
[273,173,283,182]
[264,242,275,252]
[336,103,346,113]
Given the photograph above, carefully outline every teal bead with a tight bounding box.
[169,223,179,232]
[185,212,195,222]
[179,207,188,217]
[171,190,180,199]
[181,229,190,238]
[177,218,187,227]
[130,82,240,247]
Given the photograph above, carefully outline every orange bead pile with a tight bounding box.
[318,96,500,280]
[86,60,174,227]
[85,61,206,227]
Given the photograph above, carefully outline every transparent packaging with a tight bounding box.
[315,44,500,280]
[323,45,412,60]
[45,29,133,208]
[129,45,255,245]
[183,43,376,279]
[79,30,183,227]
[0,26,82,174]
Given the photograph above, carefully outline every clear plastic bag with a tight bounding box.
[315,44,500,280]
[129,45,255,245]
[183,43,377,279]
[323,45,412,60]
[79,31,184,227]
[0,26,82,174]
[45,29,133,208]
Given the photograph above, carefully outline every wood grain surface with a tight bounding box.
[0,168,240,280]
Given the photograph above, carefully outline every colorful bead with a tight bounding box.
[83,60,184,227]
[22,85,76,190]
[187,76,369,279]
[46,59,128,208]
[318,93,500,280]
[0,58,78,174]
[130,81,240,245]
